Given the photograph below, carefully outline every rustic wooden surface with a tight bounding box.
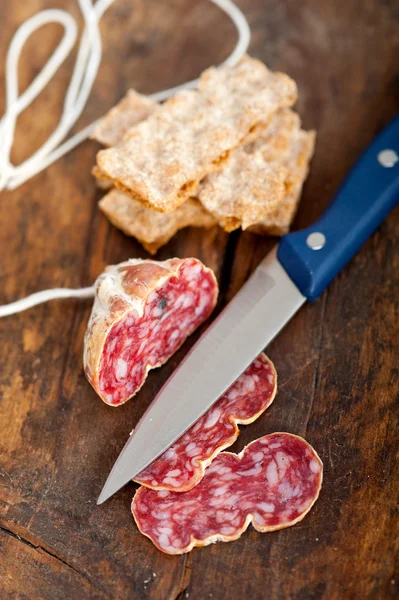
[0,1,398,598]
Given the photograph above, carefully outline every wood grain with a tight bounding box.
[0,1,398,599]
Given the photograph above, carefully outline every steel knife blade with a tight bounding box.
[97,114,399,505]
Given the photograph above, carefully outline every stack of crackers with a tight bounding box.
[92,56,315,254]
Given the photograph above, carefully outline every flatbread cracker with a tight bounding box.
[96,56,297,212]
[250,128,316,235]
[198,152,288,232]
[91,90,157,147]
[245,108,300,161]
[99,189,217,254]
[197,109,315,232]
[92,165,113,189]
[197,108,296,231]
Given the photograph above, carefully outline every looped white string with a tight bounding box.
[0,0,250,316]
[0,0,250,191]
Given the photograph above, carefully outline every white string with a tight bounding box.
[0,0,250,191]
[0,0,250,317]
[0,287,95,317]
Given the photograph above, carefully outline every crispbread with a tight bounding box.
[92,165,113,189]
[96,56,297,212]
[250,128,316,235]
[199,55,295,103]
[91,90,157,147]
[197,108,315,232]
[198,152,288,231]
[197,108,297,231]
[245,108,300,161]
[99,189,217,254]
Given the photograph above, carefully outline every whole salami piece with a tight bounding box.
[84,258,218,406]
[132,433,323,554]
[135,353,277,491]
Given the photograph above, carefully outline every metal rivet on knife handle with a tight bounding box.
[377,149,398,168]
[306,232,326,250]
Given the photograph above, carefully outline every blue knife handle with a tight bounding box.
[277,114,399,301]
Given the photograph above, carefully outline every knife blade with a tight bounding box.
[97,113,399,505]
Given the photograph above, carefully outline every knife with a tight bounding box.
[97,114,399,505]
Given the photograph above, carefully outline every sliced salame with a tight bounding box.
[84,258,218,406]
[132,433,323,554]
[135,353,276,491]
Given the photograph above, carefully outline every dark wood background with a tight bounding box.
[0,1,398,598]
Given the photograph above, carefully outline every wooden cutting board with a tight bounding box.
[0,1,398,598]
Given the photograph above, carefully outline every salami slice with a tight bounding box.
[132,433,323,554]
[84,258,218,406]
[135,353,277,491]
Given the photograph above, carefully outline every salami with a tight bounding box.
[135,353,277,491]
[84,258,218,406]
[132,433,323,554]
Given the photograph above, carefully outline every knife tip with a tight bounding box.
[96,488,109,505]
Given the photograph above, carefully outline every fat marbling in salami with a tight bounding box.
[135,353,277,491]
[84,258,218,405]
[132,433,323,554]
